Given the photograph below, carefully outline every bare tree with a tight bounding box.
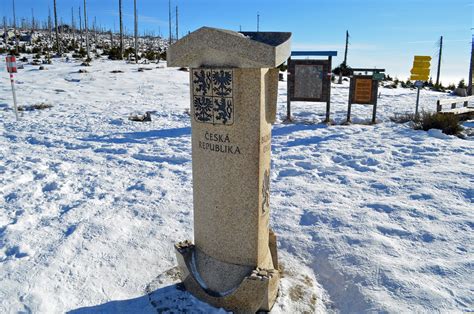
[134,0,138,63]
[119,0,123,59]
[2,16,6,44]
[12,0,19,54]
[48,7,52,42]
[53,0,61,54]
[93,16,97,44]
[78,7,83,49]
[168,0,172,45]
[83,0,90,59]
[175,5,178,41]
[31,8,35,32]
[71,7,75,42]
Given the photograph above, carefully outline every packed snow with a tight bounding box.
[0,57,472,313]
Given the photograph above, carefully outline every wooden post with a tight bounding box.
[372,99,377,124]
[371,104,377,124]
[469,35,473,96]
[436,36,443,86]
[326,56,332,123]
[286,57,291,121]
[347,78,352,123]
[371,79,379,124]
[464,100,468,108]
[436,100,441,112]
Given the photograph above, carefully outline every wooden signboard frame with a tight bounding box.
[347,75,380,124]
[286,51,336,123]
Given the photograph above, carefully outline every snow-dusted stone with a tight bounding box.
[454,88,467,97]
[168,27,291,312]
[167,27,291,69]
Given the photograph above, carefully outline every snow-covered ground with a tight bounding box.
[0,57,472,313]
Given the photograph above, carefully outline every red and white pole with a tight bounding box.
[6,55,19,120]
[10,72,19,120]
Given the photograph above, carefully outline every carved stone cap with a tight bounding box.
[167,27,292,68]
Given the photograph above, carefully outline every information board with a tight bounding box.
[354,78,373,104]
[350,75,378,105]
[288,59,331,102]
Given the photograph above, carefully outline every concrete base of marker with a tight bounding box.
[174,235,280,313]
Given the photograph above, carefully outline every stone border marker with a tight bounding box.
[168,27,291,312]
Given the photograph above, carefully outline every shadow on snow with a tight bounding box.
[81,127,191,144]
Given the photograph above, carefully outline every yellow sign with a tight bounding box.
[413,61,430,68]
[410,68,430,76]
[410,75,429,81]
[410,55,431,81]
[414,56,432,62]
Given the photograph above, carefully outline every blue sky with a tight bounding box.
[1,0,472,84]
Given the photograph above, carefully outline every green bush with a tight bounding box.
[384,74,392,81]
[123,47,136,59]
[432,83,445,92]
[278,62,288,72]
[415,112,463,135]
[458,79,466,89]
[144,49,157,61]
[73,48,87,59]
[332,62,351,76]
[107,47,122,60]
[159,50,167,61]
[390,113,416,124]
[9,49,20,56]
[391,111,463,136]
[401,80,413,88]
[32,46,42,54]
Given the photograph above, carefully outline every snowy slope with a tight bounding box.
[0,57,472,313]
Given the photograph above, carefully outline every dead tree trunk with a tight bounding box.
[71,7,75,43]
[175,6,178,41]
[78,7,83,50]
[31,8,35,33]
[83,0,90,60]
[53,0,61,54]
[48,7,52,42]
[134,0,138,63]
[2,16,6,44]
[168,0,172,45]
[12,0,19,54]
[119,0,124,59]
